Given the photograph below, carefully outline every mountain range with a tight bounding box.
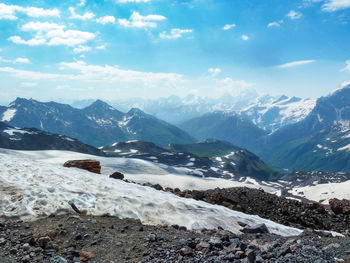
[259,85,350,172]
[0,98,194,147]
[1,84,349,173]
[72,90,314,132]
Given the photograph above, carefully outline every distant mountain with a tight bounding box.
[101,139,280,181]
[0,98,194,147]
[168,139,280,181]
[238,95,315,132]
[80,91,315,132]
[261,85,350,172]
[178,111,267,150]
[102,90,259,124]
[0,121,103,155]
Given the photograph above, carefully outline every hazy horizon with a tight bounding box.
[1,0,350,104]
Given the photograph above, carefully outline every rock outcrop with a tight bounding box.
[329,198,350,215]
[63,160,101,174]
[109,171,124,180]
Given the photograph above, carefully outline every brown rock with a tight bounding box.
[329,198,350,215]
[80,250,94,262]
[180,247,193,256]
[63,160,101,174]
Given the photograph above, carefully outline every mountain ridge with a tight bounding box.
[0,98,194,147]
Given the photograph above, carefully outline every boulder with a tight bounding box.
[329,198,350,215]
[63,160,101,174]
[241,224,269,234]
[109,171,124,180]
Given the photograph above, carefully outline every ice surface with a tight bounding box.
[0,148,302,236]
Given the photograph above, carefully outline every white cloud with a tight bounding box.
[322,0,350,11]
[9,22,96,47]
[159,28,193,39]
[73,46,92,53]
[277,60,316,68]
[241,34,249,41]
[78,0,87,6]
[96,45,106,50]
[14,58,30,64]
[222,24,236,30]
[0,3,59,20]
[286,10,302,19]
[69,7,95,20]
[0,56,30,64]
[118,11,166,28]
[341,59,350,72]
[21,82,37,87]
[208,68,221,77]
[96,16,116,24]
[116,0,151,2]
[59,61,183,85]
[1,61,185,90]
[0,67,71,80]
[217,78,255,96]
[267,20,284,27]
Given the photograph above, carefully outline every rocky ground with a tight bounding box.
[0,214,349,263]
[137,182,350,234]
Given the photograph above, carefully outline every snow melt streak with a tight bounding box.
[0,149,301,237]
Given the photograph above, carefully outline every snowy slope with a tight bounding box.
[289,181,350,205]
[239,95,316,132]
[0,148,301,237]
[14,149,277,192]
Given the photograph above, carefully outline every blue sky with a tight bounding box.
[1,0,350,104]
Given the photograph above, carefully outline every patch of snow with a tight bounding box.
[3,128,36,136]
[161,152,174,156]
[114,149,121,153]
[189,157,196,161]
[315,230,344,238]
[185,162,194,167]
[244,178,259,185]
[0,148,301,237]
[125,140,139,143]
[337,144,350,152]
[290,181,350,204]
[1,109,17,122]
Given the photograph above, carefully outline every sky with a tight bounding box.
[1,0,350,104]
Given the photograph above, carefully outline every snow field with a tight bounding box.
[0,149,302,237]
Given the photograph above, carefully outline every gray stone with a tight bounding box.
[241,224,269,234]
[49,256,68,263]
